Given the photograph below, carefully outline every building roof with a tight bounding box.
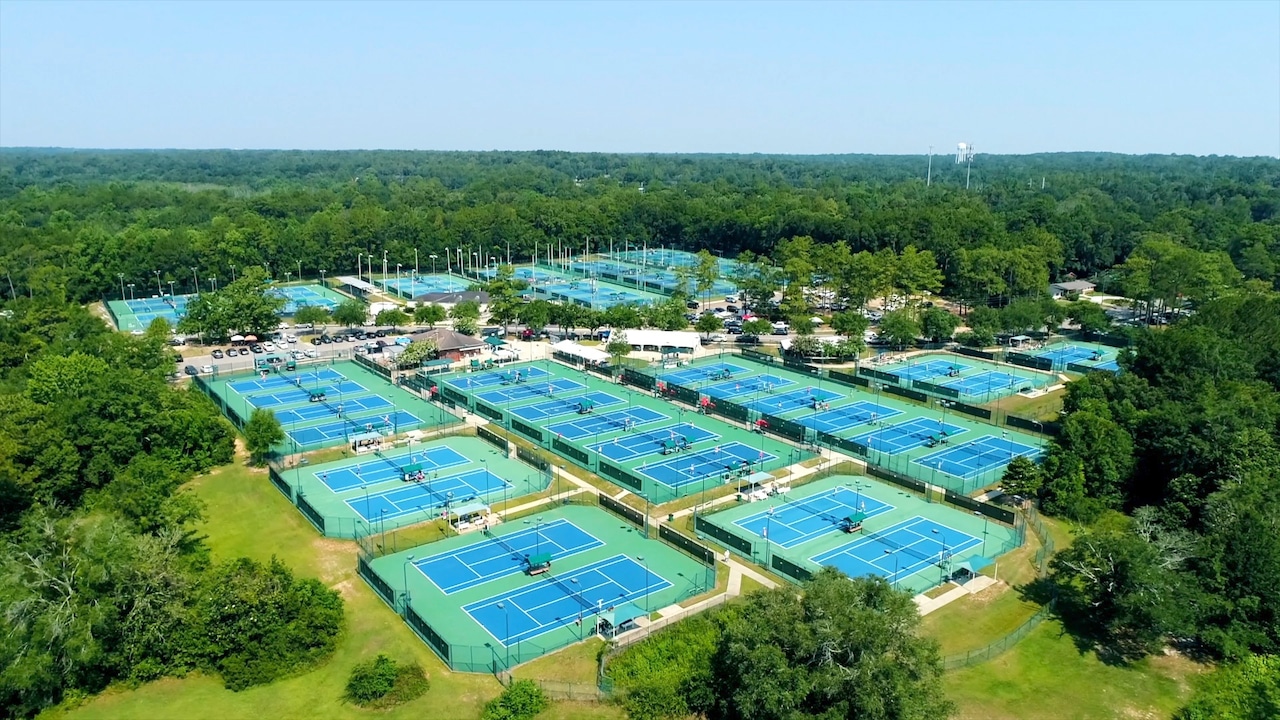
[334,275,380,293]
[407,327,485,352]
[1051,280,1096,292]
[619,329,701,350]
[412,290,490,305]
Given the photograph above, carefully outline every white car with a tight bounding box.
[263,341,276,351]
[725,294,739,303]
[285,334,298,343]
[304,349,318,358]
[200,364,214,374]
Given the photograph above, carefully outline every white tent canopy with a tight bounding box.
[551,340,610,364]
[618,330,700,352]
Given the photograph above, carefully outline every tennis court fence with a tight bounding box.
[352,352,393,380]
[827,368,870,389]
[476,425,510,454]
[620,367,656,390]
[1004,415,1061,436]
[1005,351,1053,371]
[950,346,1000,361]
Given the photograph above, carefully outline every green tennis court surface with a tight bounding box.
[435,359,812,503]
[629,353,1045,494]
[869,351,1054,402]
[279,434,549,539]
[698,474,1021,594]
[193,359,459,452]
[368,504,715,672]
[270,283,348,314]
[105,293,193,331]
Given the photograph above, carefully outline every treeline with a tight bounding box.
[1,150,1276,308]
[1002,293,1280,666]
[0,293,345,718]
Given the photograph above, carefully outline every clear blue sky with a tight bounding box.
[2,1,1277,155]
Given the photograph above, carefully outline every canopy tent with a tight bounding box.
[598,602,647,629]
[230,334,245,342]
[954,556,994,574]
[551,340,609,364]
[448,501,490,518]
[349,431,382,444]
[484,335,507,347]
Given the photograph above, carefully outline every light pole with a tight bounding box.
[209,276,217,293]
[153,269,162,296]
[402,554,415,609]
[117,273,125,301]
[974,510,990,555]
[429,254,437,274]
[320,269,327,285]
[885,548,899,588]
[285,271,292,285]
[535,516,543,556]
[127,283,135,301]
[638,555,651,611]
[497,601,510,669]
[414,248,419,276]
[229,264,236,282]
[190,267,198,294]
[297,259,302,282]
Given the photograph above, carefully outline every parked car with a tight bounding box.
[211,349,224,359]
[250,344,264,353]
[725,294,739,303]
[725,304,739,314]
[284,334,297,343]
[310,338,322,346]
[263,341,276,351]
[686,301,699,309]
[200,364,214,374]
[183,365,198,376]
[303,349,318,358]
[735,335,761,345]
[320,335,333,344]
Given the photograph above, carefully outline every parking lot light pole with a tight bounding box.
[401,554,415,610]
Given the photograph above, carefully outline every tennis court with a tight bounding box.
[378,274,471,298]
[445,366,552,391]
[795,400,902,435]
[660,362,752,386]
[734,487,894,549]
[270,284,346,314]
[538,281,655,309]
[700,373,793,398]
[638,442,775,489]
[940,370,1025,396]
[1032,344,1105,366]
[291,410,423,446]
[414,519,604,594]
[316,445,470,492]
[811,516,981,586]
[850,417,968,454]
[465,555,672,646]
[106,294,192,330]
[741,386,844,415]
[587,423,719,462]
[508,391,624,422]
[347,468,510,522]
[475,377,585,404]
[544,406,669,441]
[275,394,392,423]
[912,434,1041,479]
[892,359,969,382]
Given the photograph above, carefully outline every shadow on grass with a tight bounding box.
[1017,576,1167,667]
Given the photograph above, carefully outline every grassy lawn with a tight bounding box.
[45,458,506,720]
[944,619,1203,720]
[737,575,768,595]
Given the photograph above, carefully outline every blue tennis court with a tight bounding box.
[287,409,422,446]
[122,295,191,325]
[912,434,1041,479]
[850,417,968,455]
[464,555,671,646]
[316,446,470,492]
[892,359,969,382]
[347,468,511,522]
[414,519,605,594]
[538,282,653,309]
[271,285,340,313]
[228,367,348,394]
[660,363,751,385]
[1092,359,1120,372]
[940,371,1024,396]
[797,400,903,435]
[475,378,585,405]
[735,488,895,549]
[275,394,392,424]
[544,406,669,440]
[380,274,471,298]
[445,367,551,390]
[1033,344,1105,366]
[509,391,624,422]
[245,380,367,408]
[701,374,794,399]
[741,386,844,415]
[811,516,981,584]
[637,442,776,488]
[587,423,719,462]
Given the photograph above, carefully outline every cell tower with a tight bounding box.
[956,142,976,189]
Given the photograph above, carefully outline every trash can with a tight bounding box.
[667,513,674,522]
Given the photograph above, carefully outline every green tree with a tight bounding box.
[830,310,870,339]
[331,299,368,329]
[178,267,286,340]
[602,303,642,330]
[732,253,781,312]
[243,408,285,466]
[520,299,553,332]
[481,679,548,720]
[374,308,409,330]
[1176,654,1280,720]
[1066,300,1111,333]
[787,335,824,358]
[694,313,723,338]
[606,333,633,377]
[292,305,332,332]
[1000,455,1044,499]
[395,339,438,369]
[878,310,920,349]
[485,265,528,334]
[704,568,952,720]
[412,303,446,328]
[920,307,961,343]
[740,318,772,338]
[345,654,399,706]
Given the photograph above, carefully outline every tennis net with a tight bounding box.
[484,529,530,564]
[545,572,596,612]
[786,493,855,527]
[373,449,404,476]
[862,527,945,566]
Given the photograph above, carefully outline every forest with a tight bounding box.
[1,149,1278,719]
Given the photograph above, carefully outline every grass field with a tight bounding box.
[42,456,606,720]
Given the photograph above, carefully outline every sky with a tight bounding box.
[1,1,1277,156]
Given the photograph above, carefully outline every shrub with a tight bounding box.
[344,655,430,708]
[481,679,548,720]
